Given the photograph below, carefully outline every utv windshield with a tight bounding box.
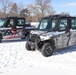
[38,19,57,31]
[0,19,5,27]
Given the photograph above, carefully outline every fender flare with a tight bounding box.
[38,38,56,49]
[45,38,56,49]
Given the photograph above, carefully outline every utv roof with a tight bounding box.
[42,14,76,19]
[5,16,24,19]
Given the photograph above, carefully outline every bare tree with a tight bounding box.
[16,3,26,17]
[35,0,55,16]
[27,0,55,21]
[20,8,28,18]
[8,2,26,17]
[0,0,13,17]
[0,11,4,18]
[9,3,18,16]
[11,3,17,13]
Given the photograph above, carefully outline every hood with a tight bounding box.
[30,30,64,41]
[31,30,57,36]
[31,30,48,36]
[31,30,56,41]
[30,30,65,41]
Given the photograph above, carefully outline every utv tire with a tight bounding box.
[41,43,53,57]
[26,42,31,51]
[26,42,35,51]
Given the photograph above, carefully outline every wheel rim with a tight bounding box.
[46,46,52,55]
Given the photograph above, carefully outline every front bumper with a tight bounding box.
[28,41,38,49]
[27,34,41,49]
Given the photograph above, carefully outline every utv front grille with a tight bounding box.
[29,34,40,43]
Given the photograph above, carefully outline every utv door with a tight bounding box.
[57,19,70,49]
[68,19,76,46]
[3,19,15,39]
[15,18,25,38]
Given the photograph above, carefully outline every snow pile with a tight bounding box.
[0,39,76,75]
[31,22,39,28]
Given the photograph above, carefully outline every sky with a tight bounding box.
[13,0,76,16]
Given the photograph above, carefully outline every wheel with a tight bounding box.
[26,42,31,51]
[41,43,53,57]
[26,42,35,51]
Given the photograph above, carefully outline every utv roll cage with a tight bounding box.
[42,14,71,19]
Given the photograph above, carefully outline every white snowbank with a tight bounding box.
[31,22,39,28]
[0,39,76,75]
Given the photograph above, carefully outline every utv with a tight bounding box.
[26,14,76,57]
[0,17,36,42]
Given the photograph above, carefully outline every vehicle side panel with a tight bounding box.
[53,32,70,49]
[68,29,76,46]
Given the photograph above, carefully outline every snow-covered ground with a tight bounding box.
[0,39,76,75]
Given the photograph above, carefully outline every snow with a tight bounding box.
[0,39,76,75]
[31,22,39,28]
